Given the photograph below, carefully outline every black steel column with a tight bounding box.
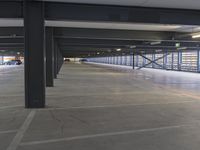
[57,48,60,74]
[57,47,63,74]
[163,51,168,70]
[54,42,58,78]
[171,52,174,70]
[152,53,155,68]
[46,27,54,87]
[24,1,45,108]
[197,50,200,73]
[178,50,182,71]
[136,55,139,67]
[132,54,135,69]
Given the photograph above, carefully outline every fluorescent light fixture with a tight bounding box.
[192,34,200,39]
[177,47,187,50]
[116,48,121,51]
[150,41,161,45]
[155,49,162,52]
[130,45,136,48]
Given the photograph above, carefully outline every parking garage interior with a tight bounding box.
[2,0,200,150]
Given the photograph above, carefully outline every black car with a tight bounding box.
[79,59,88,62]
[4,60,22,65]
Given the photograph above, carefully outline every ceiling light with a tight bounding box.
[130,45,136,48]
[150,41,161,45]
[177,47,187,50]
[192,34,200,39]
[116,48,121,51]
[175,43,180,47]
[155,49,162,52]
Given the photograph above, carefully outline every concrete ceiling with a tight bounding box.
[42,0,200,10]
[1,19,200,33]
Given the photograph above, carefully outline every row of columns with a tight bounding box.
[24,1,63,108]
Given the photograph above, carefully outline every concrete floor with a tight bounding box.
[1,63,200,150]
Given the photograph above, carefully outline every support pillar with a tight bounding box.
[0,55,3,64]
[57,47,63,74]
[132,54,135,69]
[125,55,127,65]
[143,54,146,67]
[54,42,58,78]
[163,51,168,70]
[197,50,200,73]
[152,53,155,68]
[171,52,174,70]
[46,27,54,87]
[2,56,4,64]
[178,51,182,71]
[24,1,45,108]
[136,55,139,67]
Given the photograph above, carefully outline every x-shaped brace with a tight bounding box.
[137,53,170,70]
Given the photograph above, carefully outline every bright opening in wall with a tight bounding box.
[192,34,200,39]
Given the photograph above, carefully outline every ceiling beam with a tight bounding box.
[54,28,175,41]
[1,1,200,26]
[61,46,200,51]
[57,38,200,47]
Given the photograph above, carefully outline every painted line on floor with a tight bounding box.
[159,85,200,101]
[0,105,23,110]
[20,124,187,146]
[46,90,178,98]
[7,110,36,150]
[0,130,18,134]
[178,92,200,100]
[42,100,196,111]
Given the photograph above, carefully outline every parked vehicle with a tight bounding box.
[4,60,22,65]
[64,58,70,62]
[79,59,88,62]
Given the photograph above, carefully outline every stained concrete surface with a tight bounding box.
[1,63,200,150]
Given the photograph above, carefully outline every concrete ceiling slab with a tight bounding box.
[42,0,200,10]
